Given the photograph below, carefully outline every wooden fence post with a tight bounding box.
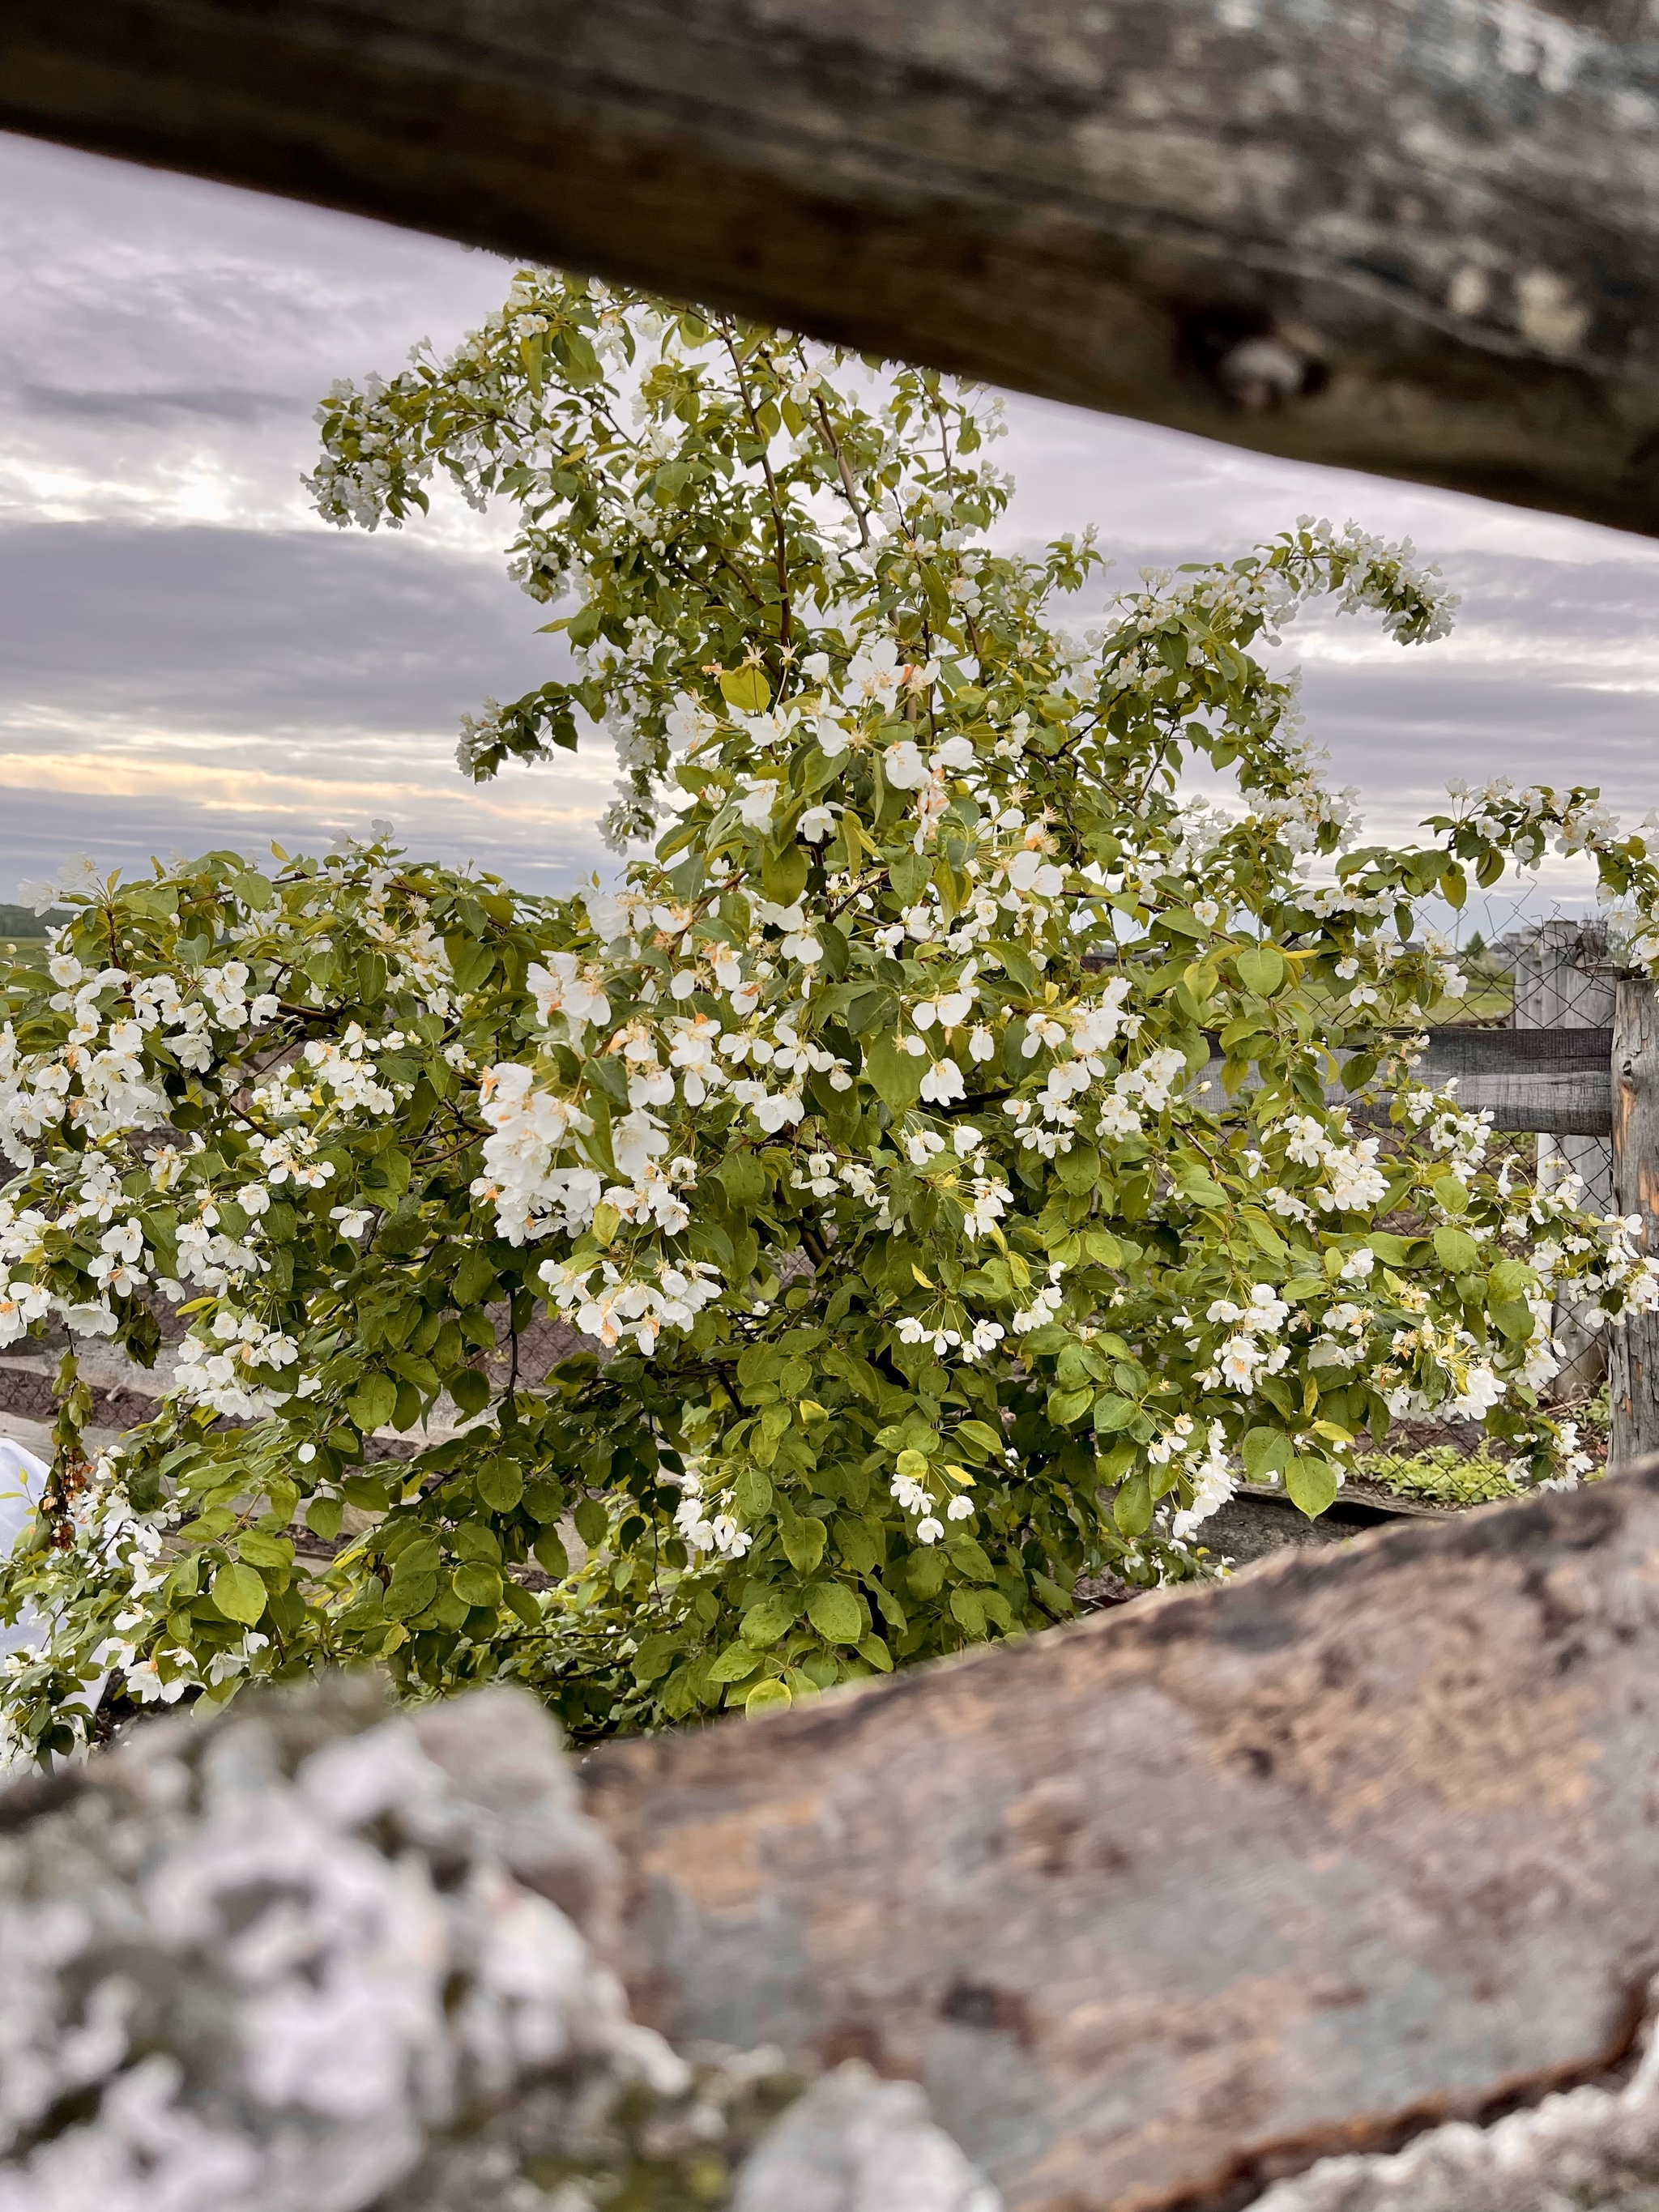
[1611,978,1659,1470]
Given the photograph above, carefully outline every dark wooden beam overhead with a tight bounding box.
[6,0,1659,534]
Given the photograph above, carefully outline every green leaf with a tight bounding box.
[1432,1175,1469,1216]
[945,1533,996,1583]
[1113,1471,1153,1536]
[734,1467,774,1516]
[632,1633,679,1685]
[1172,1162,1227,1209]
[236,1530,292,1571]
[740,1592,799,1646]
[454,1250,497,1306]
[1242,1426,1292,1483]
[210,1561,268,1625]
[805,1582,863,1644]
[383,1570,437,1620]
[1488,1258,1536,1301]
[452,1562,503,1609]
[1432,1225,1481,1273]
[781,1515,826,1574]
[573,1498,609,1549]
[720,667,772,713]
[716,1153,767,1204]
[864,1031,924,1109]
[450,1367,492,1417]
[305,1495,343,1541]
[348,1374,398,1431]
[744,1677,793,1715]
[761,842,809,904]
[953,1419,1004,1460]
[1235,943,1285,996]
[1367,1233,1422,1266]
[532,1528,569,1578]
[708,1641,762,1684]
[949,1588,987,1637]
[1491,1299,1534,1342]
[1285,1455,1338,1519]
[1056,1145,1100,1194]
[856,1633,893,1673]
[233,871,275,911]
[477,1456,524,1513]
[524,1480,565,1524]
[1047,1386,1094,1428]
[1092,1394,1136,1434]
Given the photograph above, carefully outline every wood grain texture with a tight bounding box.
[582,1465,1659,2211]
[10,0,1659,531]
[1613,982,1659,1468]
[1199,1025,1616,1137]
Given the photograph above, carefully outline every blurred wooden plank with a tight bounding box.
[9,0,1659,531]
[582,1465,1659,2211]
[1406,1025,1613,1136]
[1198,1025,1614,1136]
[1612,982,1659,1467]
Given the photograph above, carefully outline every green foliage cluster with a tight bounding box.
[1,271,1657,1761]
[1361,1444,1527,1507]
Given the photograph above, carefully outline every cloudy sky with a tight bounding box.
[2,129,1657,930]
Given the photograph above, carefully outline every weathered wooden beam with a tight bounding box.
[582,1464,1659,2212]
[1612,982,1659,1468]
[10,1,1659,533]
[1409,1024,1614,1136]
[1200,1025,1616,1136]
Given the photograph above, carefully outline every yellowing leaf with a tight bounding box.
[719,666,772,713]
[744,1677,793,1715]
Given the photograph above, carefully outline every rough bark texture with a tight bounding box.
[1251,2017,1659,2211]
[582,1463,1659,2212]
[1612,982,1659,1469]
[0,1674,995,2212]
[10,0,1659,531]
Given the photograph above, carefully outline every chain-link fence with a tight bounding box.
[1452,902,1616,1402]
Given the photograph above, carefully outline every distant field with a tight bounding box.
[0,905,66,970]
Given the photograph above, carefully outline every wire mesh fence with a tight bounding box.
[1451,899,1618,1404]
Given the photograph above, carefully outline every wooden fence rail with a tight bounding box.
[583,1463,1659,2212]
[9,0,1659,535]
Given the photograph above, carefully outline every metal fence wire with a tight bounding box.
[1459,906,1617,1401]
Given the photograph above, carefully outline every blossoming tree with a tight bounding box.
[3,272,1658,1759]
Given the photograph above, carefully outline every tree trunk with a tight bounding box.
[1611,979,1659,1470]
[11,0,1659,533]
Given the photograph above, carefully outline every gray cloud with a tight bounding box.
[0,520,556,727]
[16,386,301,426]
[1,130,1655,911]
